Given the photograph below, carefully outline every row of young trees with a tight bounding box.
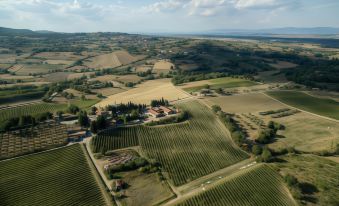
[212,105,276,163]
[0,112,53,132]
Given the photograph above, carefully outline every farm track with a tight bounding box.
[163,159,257,206]
[84,137,122,206]
[263,92,339,123]
[81,142,116,206]
[176,158,256,195]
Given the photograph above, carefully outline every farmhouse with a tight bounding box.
[159,106,174,115]
[148,108,162,118]
[95,109,110,117]
[147,106,174,118]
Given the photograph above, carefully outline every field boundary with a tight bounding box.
[81,143,116,206]
[0,143,71,163]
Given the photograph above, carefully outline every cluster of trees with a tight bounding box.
[217,110,247,147]
[150,98,169,107]
[106,157,149,179]
[255,121,285,144]
[90,115,108,134]
[106,102,146,116]
[0,112,53,132]
[284,60,339,91]
[136,69,152,77]
[251,145,273,162]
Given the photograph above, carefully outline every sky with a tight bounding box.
[0,0,338,33]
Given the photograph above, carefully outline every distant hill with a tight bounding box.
[205,27,339,35]
[0,27,37,36]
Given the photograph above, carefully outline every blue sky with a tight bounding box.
[0,0,338,33]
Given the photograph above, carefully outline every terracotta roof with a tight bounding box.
[159,106,172,113]
[148,109,160,115]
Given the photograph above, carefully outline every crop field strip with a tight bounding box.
[266,91,339,120]
[0,103,66,122]
[0,99,99,122]
[0,144,106,206]
[0,122,68,159]
[174,164,297,206]
[92,101,249,186]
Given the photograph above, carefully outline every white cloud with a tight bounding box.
[234,0,277,9]
[143,0,294,16]
[143,0,184,13]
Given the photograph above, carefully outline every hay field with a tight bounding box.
[43,59,74,65]
[67,72,94,80]
[0,74,33,80]
[85,51,144,69]
[92,87,126,96]
[270,112,339,153]
[0,54,17,63]
[136,65,152,72]
[202,93,285,113]
[9,64,63,75]
[96,79,189,107]
[153,60,174,73]
[34,52,83,61]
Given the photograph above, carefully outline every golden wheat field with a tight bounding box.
[96,78,189,107]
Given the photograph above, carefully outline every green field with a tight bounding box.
[275,154,339,206]
[0,99,98,122]
[175,164,297,206]
[183,77,258,93]
[266,91,339,120]
[92,101,249,186]
[0,144,106,206]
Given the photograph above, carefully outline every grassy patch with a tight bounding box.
[275,154,339,206]
[0,144,106,206]
[266,91,339,120]
[119,170,175,206]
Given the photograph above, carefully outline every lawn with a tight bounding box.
[0,144,107,206]
[266,91,339,120]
